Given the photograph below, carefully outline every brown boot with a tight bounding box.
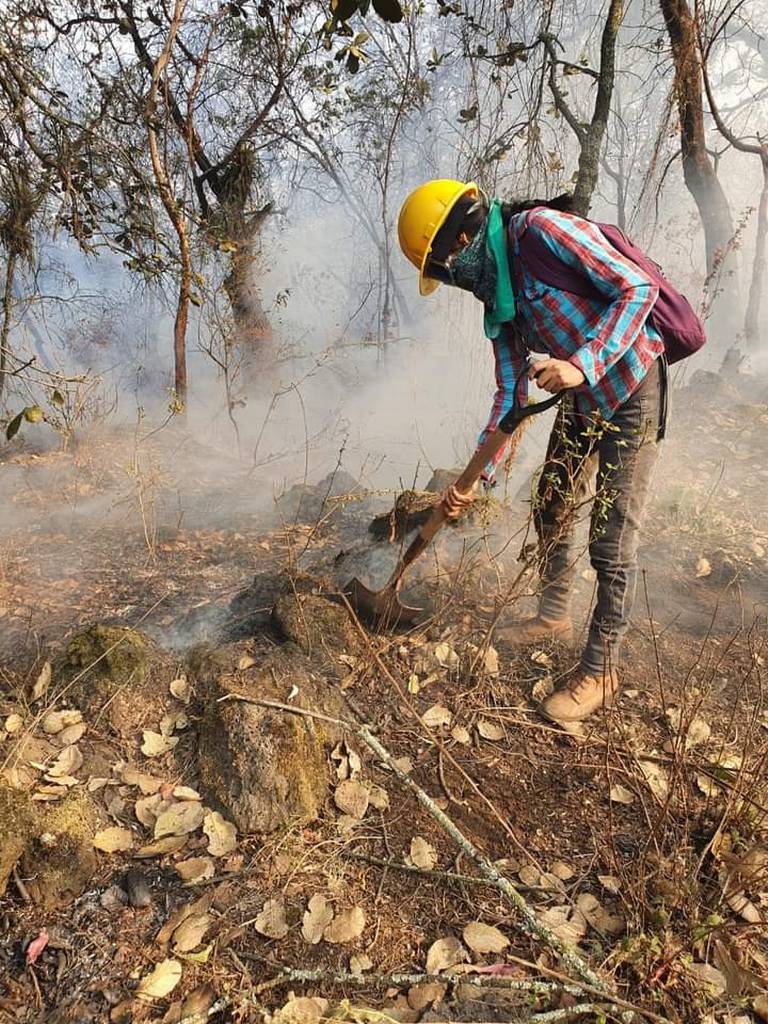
[497,615,574,645]
[541,670,620,722]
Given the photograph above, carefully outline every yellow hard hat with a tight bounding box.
[397,178,478,295]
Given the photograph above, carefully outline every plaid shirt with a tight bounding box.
[478,208,664,471]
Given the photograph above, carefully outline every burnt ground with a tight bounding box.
[0,369,767,1024]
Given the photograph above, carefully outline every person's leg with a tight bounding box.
[543,360,663,721]
[581,361,662,675]
[501,399,596,642]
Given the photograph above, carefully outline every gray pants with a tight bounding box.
[533,359,663,675]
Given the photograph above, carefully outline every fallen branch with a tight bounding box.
[341,850,563,895]
[175,967,640,1024]
[358,724,606,991]
[229,696,670,1022]
[227,693,601,989]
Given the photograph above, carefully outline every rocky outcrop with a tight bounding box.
[21,790,106,908]
[0,785,106,908]
[56,625,176,736]
[191,640,346,834]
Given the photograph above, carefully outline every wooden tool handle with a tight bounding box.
[385,427,512,590]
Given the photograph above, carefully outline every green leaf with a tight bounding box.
[6,411,24,440]
[23,405,44,424]
[189,293,203,307]
[371,0,403,22]
[51,390,66,407]
[352,31,370,45]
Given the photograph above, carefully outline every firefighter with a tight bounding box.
[398,179,666,722]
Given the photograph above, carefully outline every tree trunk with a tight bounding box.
[659,0,734,272]
[744,150,768,346]
[222,228,273,353]
[0,249,16,404]
[574,0,624,215]
[173,232,190,404]
[145,0,190,406]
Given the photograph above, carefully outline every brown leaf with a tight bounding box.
[203,810,237,857]
[141,731,179,757]
[93,827,134,853]
[123,767,163,794]
[137,959,182,1000]
[157,896,211,946]
[483,646,499,676]
[450,725,471,745]
[255,897,289,939]
[41,709,83,735]
[32,661,51,702]
[47,744,83,779]
[323,906,365,944]
[350,953,373,973]
[135,794,163,828]
[367,785,390,811]
[408,982,447,1011]
[154,802,205,838]
[175,857,215,883]
[425,936,468,974]
[477,719,504,741]
[301,893,334,944]
[333,779,369,820]
[135,835,188,858]
[609,783,635,805]
[172,912,212,953]
[4,713,23,734]
[170,676,191,704]
[422,704,452,729]
[462,921,509,954]
[407,836,437,871]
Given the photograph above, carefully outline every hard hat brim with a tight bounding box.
[417,180,478,296]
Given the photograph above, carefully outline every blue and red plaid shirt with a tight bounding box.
[478,208,664,471]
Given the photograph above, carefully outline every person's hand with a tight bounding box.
[441,481,478,519]
[529,358,585,393]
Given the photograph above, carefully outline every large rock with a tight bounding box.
[277,469,364,523]
[21,790,106,908]
[56,625,176,736]
[191,642,345,834]
[271,592,359,664]
[0,786,33,895]
[0,786,105,907]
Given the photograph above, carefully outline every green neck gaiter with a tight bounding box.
[449,198,516,339]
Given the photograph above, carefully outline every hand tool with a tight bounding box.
[345,358,565,628]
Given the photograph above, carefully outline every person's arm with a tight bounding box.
[476,327,528,483]
[527,209,659,385]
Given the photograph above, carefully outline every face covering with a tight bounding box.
[448,198,516,339]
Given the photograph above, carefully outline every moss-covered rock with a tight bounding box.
[56,624,175,735]
[271,593,358,662]
[0,786,34,895]
[192,642,345,834]
[21,790,106,908]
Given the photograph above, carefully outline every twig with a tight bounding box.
[13,867,31,903]
[179,967,651,1024]
[254,967,575,996]
[341,850,562,894]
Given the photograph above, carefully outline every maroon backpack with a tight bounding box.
[516,210,706,364]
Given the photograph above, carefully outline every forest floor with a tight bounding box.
[0,369,767,1024]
